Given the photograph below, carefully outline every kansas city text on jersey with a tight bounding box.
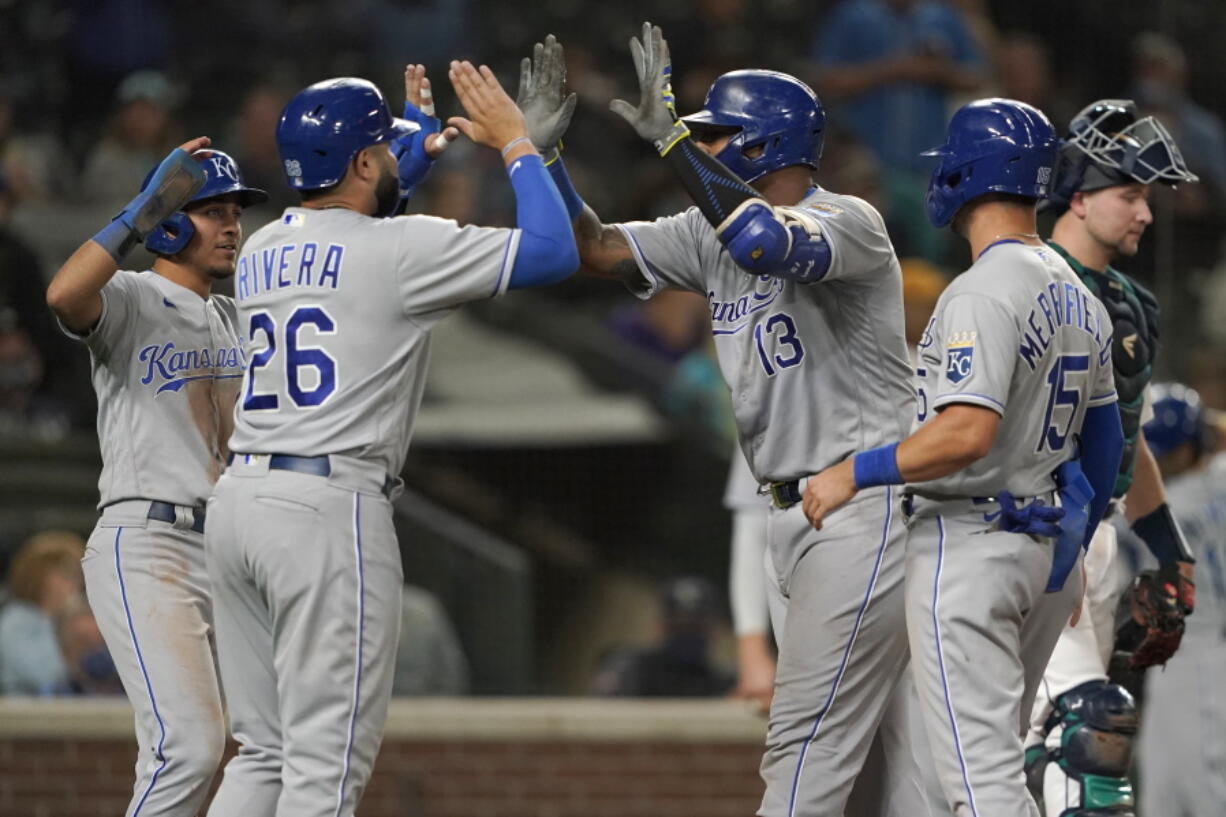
[236,242,346,301]
[708,274,786,334]
[139,341,245,394]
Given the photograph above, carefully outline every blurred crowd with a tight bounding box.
[1,0,1226,700]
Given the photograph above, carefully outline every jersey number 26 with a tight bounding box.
[242,306,338,411]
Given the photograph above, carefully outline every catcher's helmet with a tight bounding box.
[1045,99,1197,212]
[922,98,1058,228]
[1143,383,1206,458]
[276,77,419,190]
[681,70,824,183]
[144,149,268,256]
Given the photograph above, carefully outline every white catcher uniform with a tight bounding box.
[1135,454,1226,816]
[205,207,519,817]
[905,240,1117,817]
[63,270,243,816]
[620,187,932,817]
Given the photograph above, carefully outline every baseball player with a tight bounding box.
[518,24,958,817]
[1132,384,1226,817]
[45,141,268,816]
[203,63,577,817]
[1022,100,1200,817]
[804,98,1127,817]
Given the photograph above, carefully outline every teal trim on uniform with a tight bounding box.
[1046,240,1157,498]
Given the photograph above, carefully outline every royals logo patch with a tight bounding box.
[945,331,976,384]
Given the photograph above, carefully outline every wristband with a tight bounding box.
[545,155,586,220]
[853,442,904,489]
[92,219,140,263]
[1132,502,1195,565]
[500,136,531,158]
[541,141,562,166]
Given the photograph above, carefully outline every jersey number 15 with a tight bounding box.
[242,306,338,411]
[1036,353,1089,453]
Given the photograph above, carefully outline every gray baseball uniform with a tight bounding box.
[620,188,936,817]
[1136,455,1226,816]
[903,241,1116,817]
[63,270,243,817]
[205,207,518,817]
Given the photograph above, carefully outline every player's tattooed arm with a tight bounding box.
[572,204,640,286]
[48,135,211,333]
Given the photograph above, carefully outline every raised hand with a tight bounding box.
[402,64,458,158]
[516,34,577,158]
[447,60,532,158]
[608,22,690,156]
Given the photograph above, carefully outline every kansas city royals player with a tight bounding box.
[203,63,577,817]
[1132,385,1226,817]
[518,24,949,817]
[804,99,1126,817]
[45,141,268,817]
[1023,100,1200,817]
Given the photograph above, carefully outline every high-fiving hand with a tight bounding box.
[448,60,534,161]
[516,34,577,161]
[608,22,691,156]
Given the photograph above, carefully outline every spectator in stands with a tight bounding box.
[591,576,735,697]
[227,82,298,215]
[811,0,986,178]
[810,0,985,262]
[1130,32,1226,212]
[0,172,87,436]
[81,70,183,210]
[0,531,87,695]
[55,594,122,695]
[994,32,1076,137]
[392,584,471,696]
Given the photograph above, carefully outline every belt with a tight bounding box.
[147,501,205,534]
[767,479,805,510]
[230,453,398,497]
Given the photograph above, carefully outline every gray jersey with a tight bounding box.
[912,242,1116,498]
[619,188,913,482]
[1158,460,1226,638]
[227,207,518,475]
[61,270,244,507]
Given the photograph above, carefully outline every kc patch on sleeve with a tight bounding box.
[945,331,976,384]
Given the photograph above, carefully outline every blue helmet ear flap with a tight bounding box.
[145,211,195,255]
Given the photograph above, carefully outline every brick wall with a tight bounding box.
[0,699,767,817]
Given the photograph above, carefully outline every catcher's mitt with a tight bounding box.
[1114,563,1195,669]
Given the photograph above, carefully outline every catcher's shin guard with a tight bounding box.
[1036,680,1139,816]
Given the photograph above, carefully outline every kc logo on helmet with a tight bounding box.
[209,156,239,182]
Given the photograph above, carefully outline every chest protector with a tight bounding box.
[1076,266,1159,497]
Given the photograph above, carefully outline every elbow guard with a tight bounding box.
[717,200,831,283]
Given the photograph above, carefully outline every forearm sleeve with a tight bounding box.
[1080,402,1125,544]
[506,154,580,289]
[663,139,831,282]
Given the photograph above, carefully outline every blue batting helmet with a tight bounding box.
[144,149,268,256]
[681,70,824,183]
[922,98,1058,228]
[1144,383,1206,458]
[276,77,419,191]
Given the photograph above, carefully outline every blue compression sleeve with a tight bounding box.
[1079,402,1125,546]
[506,153,580,289]
[545,155,586,221]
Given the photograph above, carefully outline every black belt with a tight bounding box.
[231,453,397,497]
[147,501,205,534]
[768,480,804,510]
